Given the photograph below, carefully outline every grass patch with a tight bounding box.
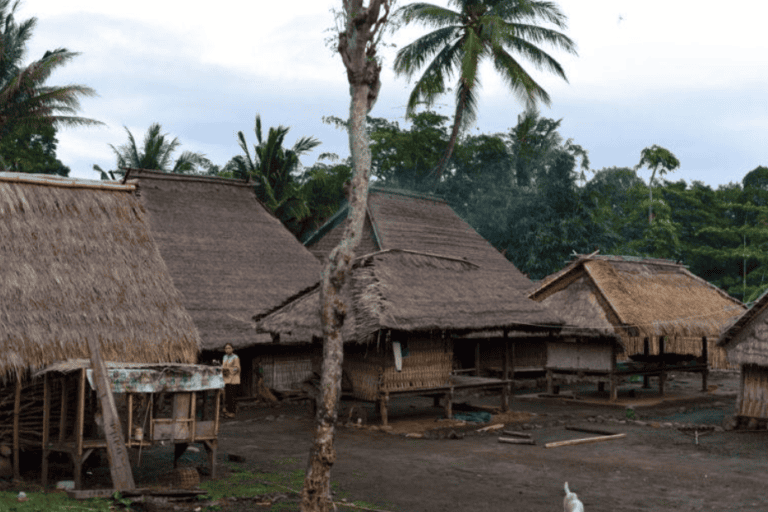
[0,490,112,512]
[199,467,303,502]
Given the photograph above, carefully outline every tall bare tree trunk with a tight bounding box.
[301,2,390,511]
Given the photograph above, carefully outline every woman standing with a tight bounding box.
[222,343,240,418]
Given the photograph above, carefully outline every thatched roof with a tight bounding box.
[718,287,768,366]
[0,172,200,384]
[124,169,322,350]
[530,254,745,342]
[254,249,564,343]
[303,186,532,291]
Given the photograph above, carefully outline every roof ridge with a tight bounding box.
[123,168,251,187]
[0,172,136,191]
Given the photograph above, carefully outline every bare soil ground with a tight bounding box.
[215,371,768,512]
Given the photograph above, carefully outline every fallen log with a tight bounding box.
[498,437,535,445]
[545,433,626,449]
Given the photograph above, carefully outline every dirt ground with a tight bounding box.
[214,371,768,512]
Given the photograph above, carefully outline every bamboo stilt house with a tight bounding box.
[303,186,549,375]
[529,254,746,398]
[254,249,566,422]
[719,288,768,420]
[124,169,323,395]
[0,172,201,479]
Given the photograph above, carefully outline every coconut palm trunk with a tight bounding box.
[301,2,391,511]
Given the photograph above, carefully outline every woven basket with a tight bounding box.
[168,467,200,489]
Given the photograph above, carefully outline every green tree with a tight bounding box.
[94,123,209,178]
[0,0,101,139]
[394,0,576,178]
[296,161,353,239]
[635,144,680,224]
[229,114,320,234]
[0,122,70,175]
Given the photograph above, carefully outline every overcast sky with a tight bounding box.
[17,0,767,188]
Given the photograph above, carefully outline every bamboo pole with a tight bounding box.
[545,433,626,449]
[498,437,535,445]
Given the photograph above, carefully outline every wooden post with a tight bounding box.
[378,393,389,426]
[87,338,135,491]
[546,369,554,394]
[701,336,709,391]
[59,377,68,443]
[642,337,650,388]
[444,386,454,419]
[659,337,666,396]
[475,342,481,376]
[502,331,509,412]
[74,369,86,490]
[42,373,50,487]
[12,376,21,481]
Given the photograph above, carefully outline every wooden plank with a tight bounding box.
[498,437,535,445]
[501,430,532,438]
[87,338,135,491]
[545,433,626,449]
[59,378,68,443]
[565,426,617,436]
[13,377,21,481]
[74,369,86,490]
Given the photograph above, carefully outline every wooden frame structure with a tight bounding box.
[37,362,223,490]
[545,336,709,400]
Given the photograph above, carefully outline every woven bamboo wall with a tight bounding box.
[344,336,452,401]
[620,336,736,370]
[260,353,316,392]
[738,365,768,419]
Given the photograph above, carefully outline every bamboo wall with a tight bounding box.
[620,336,736,371]
[738,364,768,419]
[344,336,452,402]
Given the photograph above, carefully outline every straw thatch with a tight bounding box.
[124,169,322,350]
[255,249,564,343]
[718,287,768,366]
[304,186,532,291]
[531,254,745,343]
[0,172,200,384]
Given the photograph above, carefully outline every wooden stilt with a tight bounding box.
[204,440,217,478]
[701,336,709,391]
[379,393,389,426]
[659,337,666,396]
[502,331,510,412]
[444,386,454,419]
[642,337,650,388]
[13,376,21,481]
[42,373,50,487]
[475,342,481,376]
[59,377,68,444]
[546,370,554,394]
[74,369,86,490]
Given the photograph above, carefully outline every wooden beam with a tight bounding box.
[87,338,135,491]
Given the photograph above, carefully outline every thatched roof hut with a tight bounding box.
[303,186,532,291]
[530,254,745,345]
[719,288,768,367]
[124,169,322,350]
[0,172,200,384]
[254,249,564,342]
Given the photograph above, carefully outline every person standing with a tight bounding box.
[222,343,240,418]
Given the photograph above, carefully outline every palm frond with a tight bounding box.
[491,45,550,107]
[394,26,461,80]
[504,22,576,56]
[291,135,321,156]
[402,39,464,115]
[395,2,462,28]
[502,32,570,81]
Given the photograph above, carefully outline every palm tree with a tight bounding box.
[95,123,209,178]
[229,114,320,230]
[394,0,576,178]
[0,0,101,139]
